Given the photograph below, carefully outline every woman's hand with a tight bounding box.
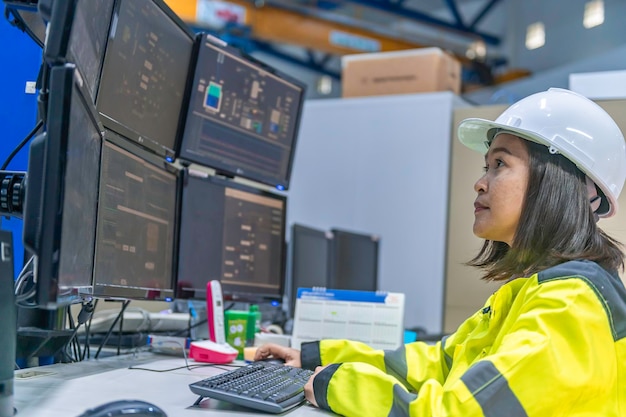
[304,365,328,408]
[253,343,302,367]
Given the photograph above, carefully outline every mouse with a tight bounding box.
[256,357,286,365]
[76,399,167,417]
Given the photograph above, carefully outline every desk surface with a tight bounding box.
[14,352,332,417]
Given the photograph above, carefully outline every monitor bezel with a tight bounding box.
[42,0,76,64]
[175,170,288,302]
[91,132,181,302]
[6,1,46,47]
[95,0,196,160]
[24,63,104,309]
[176,33,307,191]
[289,223,331,317]
[42,0,115,100]
[328,228,380,292]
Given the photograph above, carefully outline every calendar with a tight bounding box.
[291,288,405,350]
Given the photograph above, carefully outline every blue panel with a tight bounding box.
[0,3,43,277]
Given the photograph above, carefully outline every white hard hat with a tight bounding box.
[458,88,626,218]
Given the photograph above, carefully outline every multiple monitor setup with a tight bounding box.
[0,1,393,415]
[12,0,306,316]
[7,0,385,333]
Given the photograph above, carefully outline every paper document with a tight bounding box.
[291,288,405,350]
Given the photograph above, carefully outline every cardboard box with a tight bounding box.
[341,47,461,98]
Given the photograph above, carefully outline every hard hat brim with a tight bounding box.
[458,118,550,154]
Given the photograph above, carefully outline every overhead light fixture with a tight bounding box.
[584,0,604,28]
[466,40,487,61]
[525,22,545,50]
[316,75,333,95]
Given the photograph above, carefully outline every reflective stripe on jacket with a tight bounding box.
[301,260,626,416]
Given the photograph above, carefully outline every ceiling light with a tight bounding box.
[525,22,545,50]
[316,75,333,95]
[584,0,604,29]
[466,40,487,61]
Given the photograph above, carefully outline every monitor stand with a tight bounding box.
[0,229,16,417]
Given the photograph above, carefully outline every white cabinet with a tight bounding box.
[287,92,468,333]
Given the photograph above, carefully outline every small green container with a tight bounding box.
[224,310,249,359]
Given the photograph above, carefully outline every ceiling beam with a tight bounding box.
[166,0,507,84]
[340,0,501,45]
[165,0,426,55]
[468,0,501,29]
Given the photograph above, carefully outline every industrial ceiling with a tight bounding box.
[166,0,509,87]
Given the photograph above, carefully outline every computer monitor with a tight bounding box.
[96,0,195,159]
[288,223,331,317]
[42,0,115,99]
[328,228,380,292]
[176,171,286,302]
[23,64,103,309]
[5,1,46,47]
[92,136,179,301]
[178,33,306,190]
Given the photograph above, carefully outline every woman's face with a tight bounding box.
[472,133,530,246]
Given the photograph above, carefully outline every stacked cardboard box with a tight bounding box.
[341,47,461,98]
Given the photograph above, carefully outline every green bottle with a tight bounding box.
[247,304,262,345]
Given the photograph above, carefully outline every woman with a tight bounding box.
[256,88,626,416]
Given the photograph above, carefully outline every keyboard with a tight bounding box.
[189,361,315,413]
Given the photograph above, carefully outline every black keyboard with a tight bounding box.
[189,361,315,413]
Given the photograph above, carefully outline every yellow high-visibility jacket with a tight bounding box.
[301,260,626,416]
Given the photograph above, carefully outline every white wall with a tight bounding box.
[286,92,469,333]
[464,43,626,105]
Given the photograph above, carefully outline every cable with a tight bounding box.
[81,299,99,361]
[14,256,36,307]
[77,300,95,326]
[65,308,80,362]
[94,299,131,359]
[14,271,35,303]
[172,317,208,337]
[13,255,34,293]
[1,119,44,170]
[67,301,95,362]
[57,326,80,363]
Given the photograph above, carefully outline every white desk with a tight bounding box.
[13,352,332,417]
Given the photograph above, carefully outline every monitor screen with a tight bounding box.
[289,223,331,317]
[96,0,195,158]
[328,229,379,292]
[178,33,306,190]
[43,0,115,99]
[23,64,103,309]
[176,172,286,301]
[92,138,179,301]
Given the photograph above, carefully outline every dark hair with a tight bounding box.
[468,140,624,281]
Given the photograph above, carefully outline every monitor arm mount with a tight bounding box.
[0,171,26,219]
